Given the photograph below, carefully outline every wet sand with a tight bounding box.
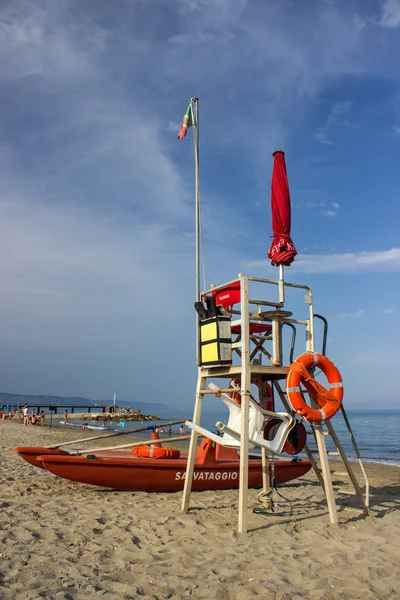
[1,420,399,600]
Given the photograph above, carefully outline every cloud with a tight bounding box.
[0,3,190,220]
[246,248,400,274]
[0,0,400,402]
[381,308,394,314]
[305,201,338,217]
[322,201,339,217]
[381,0,400,28]
[2,1,399,170]
[0,195,194,349]
[335,308,364,319]
[0,1,107,83]
[315,101,353,145]
[315,129,332,145]
[354,350,400,366]
[327,101,353,123]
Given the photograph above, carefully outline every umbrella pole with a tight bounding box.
[278,264,285,304]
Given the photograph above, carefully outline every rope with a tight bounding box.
[253,463,293,517]
[289,362,340,407]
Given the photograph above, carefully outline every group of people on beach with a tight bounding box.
[103,406,142,416]
[21,404,46,426]
[1,404,47,425]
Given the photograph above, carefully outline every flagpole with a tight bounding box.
[191,98,201,364]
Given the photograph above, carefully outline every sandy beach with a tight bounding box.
[1,420,399,600]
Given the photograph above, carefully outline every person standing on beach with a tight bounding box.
[168,426,172,436]
[63,409,68,425]
[180,425,185,436]
[23,404,29,426]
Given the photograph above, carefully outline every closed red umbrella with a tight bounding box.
[268,150,297,266]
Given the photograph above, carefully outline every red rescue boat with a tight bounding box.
[32,439,311,492]
[15,446,72,469]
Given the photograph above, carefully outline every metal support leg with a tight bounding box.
[181,371,205,512]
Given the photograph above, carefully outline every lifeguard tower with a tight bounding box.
[177,103,370,535]
[181,274,371,535]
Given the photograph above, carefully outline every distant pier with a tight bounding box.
[0,403,158,422]
[0,403,114,415]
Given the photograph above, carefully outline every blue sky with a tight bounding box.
[0,0,399,409]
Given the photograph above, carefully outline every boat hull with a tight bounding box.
[37,453,311,492]
[15,447,71,469]
[15,447,130,470]
[59,421,117,431]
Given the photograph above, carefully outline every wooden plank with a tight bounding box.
[259,381,271,505]
[272,318,282,366]
[46,419,188,449]
[201,388,238,395]
[200,365,288,380]
[337,406,371,509]
[181,372,206,513]
[238,276,251,537]
[315,428,338,524]
[75,435,192,455]
[326,421,371,516]
[337,489,357,496]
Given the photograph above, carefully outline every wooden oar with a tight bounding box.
[70,434,192,455]
[46,419,189,449]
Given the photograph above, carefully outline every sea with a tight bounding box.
[53,407,400,468]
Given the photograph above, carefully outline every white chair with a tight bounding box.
[186,383,295,455]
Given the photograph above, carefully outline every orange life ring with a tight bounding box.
[132,446,181,459]
[229,378,273,410]
[286,352,343,423]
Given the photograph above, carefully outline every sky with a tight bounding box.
[0,0,399,410]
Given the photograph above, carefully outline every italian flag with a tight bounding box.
[177,103,193,140]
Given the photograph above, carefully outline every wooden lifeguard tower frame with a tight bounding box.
[181,273,371,535]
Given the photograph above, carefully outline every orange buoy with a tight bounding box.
[150,430,161,448]
[229,378,273,410]
[132,446,181,459]
[286,352,343,423]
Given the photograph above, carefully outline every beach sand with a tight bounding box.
[1,420,399,600]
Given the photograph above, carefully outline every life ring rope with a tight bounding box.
[288,362,341,408]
